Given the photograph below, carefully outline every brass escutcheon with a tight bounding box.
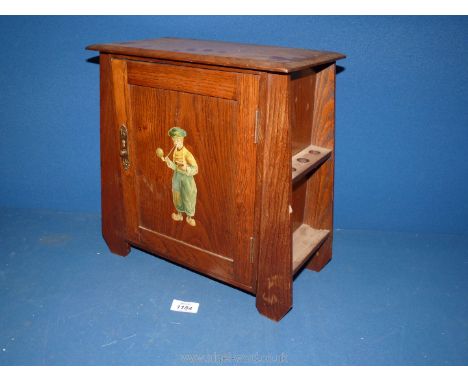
[119,124,130,170]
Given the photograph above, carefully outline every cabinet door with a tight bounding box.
[110,58,259,290]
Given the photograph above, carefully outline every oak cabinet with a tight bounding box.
[87,38,345,321]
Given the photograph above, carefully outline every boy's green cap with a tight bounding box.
[168,127,187,138]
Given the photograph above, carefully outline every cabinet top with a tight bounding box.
[86,37,345,73]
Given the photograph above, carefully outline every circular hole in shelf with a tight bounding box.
[309,150,321,155]
[297,158,310,163]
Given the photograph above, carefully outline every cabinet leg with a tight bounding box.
[99,54,131,259]
[102,227,130,257]
[256,275,292,321]
[307,235,332,272]
[255,72,293,321]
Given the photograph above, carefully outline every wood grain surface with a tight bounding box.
[100,54,130,256]
[255,73,293,321]
[127,59,239,100]
[87,37,345,73]
[110,58,140,244]
[94,39,344,320]
[292,225,329,274]
[291,144,331,183]
[304,63,336,272]
[289,64,336,274]
[290,68,316,155]
[109,59,259,289]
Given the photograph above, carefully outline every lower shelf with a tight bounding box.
[292,224,330,275]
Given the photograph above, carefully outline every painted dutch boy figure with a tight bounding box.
[156,127,198,227]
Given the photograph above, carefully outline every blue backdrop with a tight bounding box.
[0,16,467,234]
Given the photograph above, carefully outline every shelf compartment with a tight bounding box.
[292,224,330,275]
[292,144,332,182]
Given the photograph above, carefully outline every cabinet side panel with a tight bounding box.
[292,179,307,232]
[290,68,316,156]
[256,73,292,321]
[309,64,335,151]
[305,63,336,271]
[100,54,130,256]
[290,68,316,233]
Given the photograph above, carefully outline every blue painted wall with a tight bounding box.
[0,16,467,234]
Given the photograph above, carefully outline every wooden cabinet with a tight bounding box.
[87,38,345,321]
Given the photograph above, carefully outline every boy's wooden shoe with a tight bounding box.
[171,212,183,221]
[186,217,196,227]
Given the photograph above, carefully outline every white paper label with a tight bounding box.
[170,299,199,314]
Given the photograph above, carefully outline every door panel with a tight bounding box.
[110,58,259,288]
[130,85,238,257]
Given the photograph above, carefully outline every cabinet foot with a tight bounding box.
[103,231,131,257]
[256,275,292,322]
[256,298,292,322]
[306,236,332,272]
